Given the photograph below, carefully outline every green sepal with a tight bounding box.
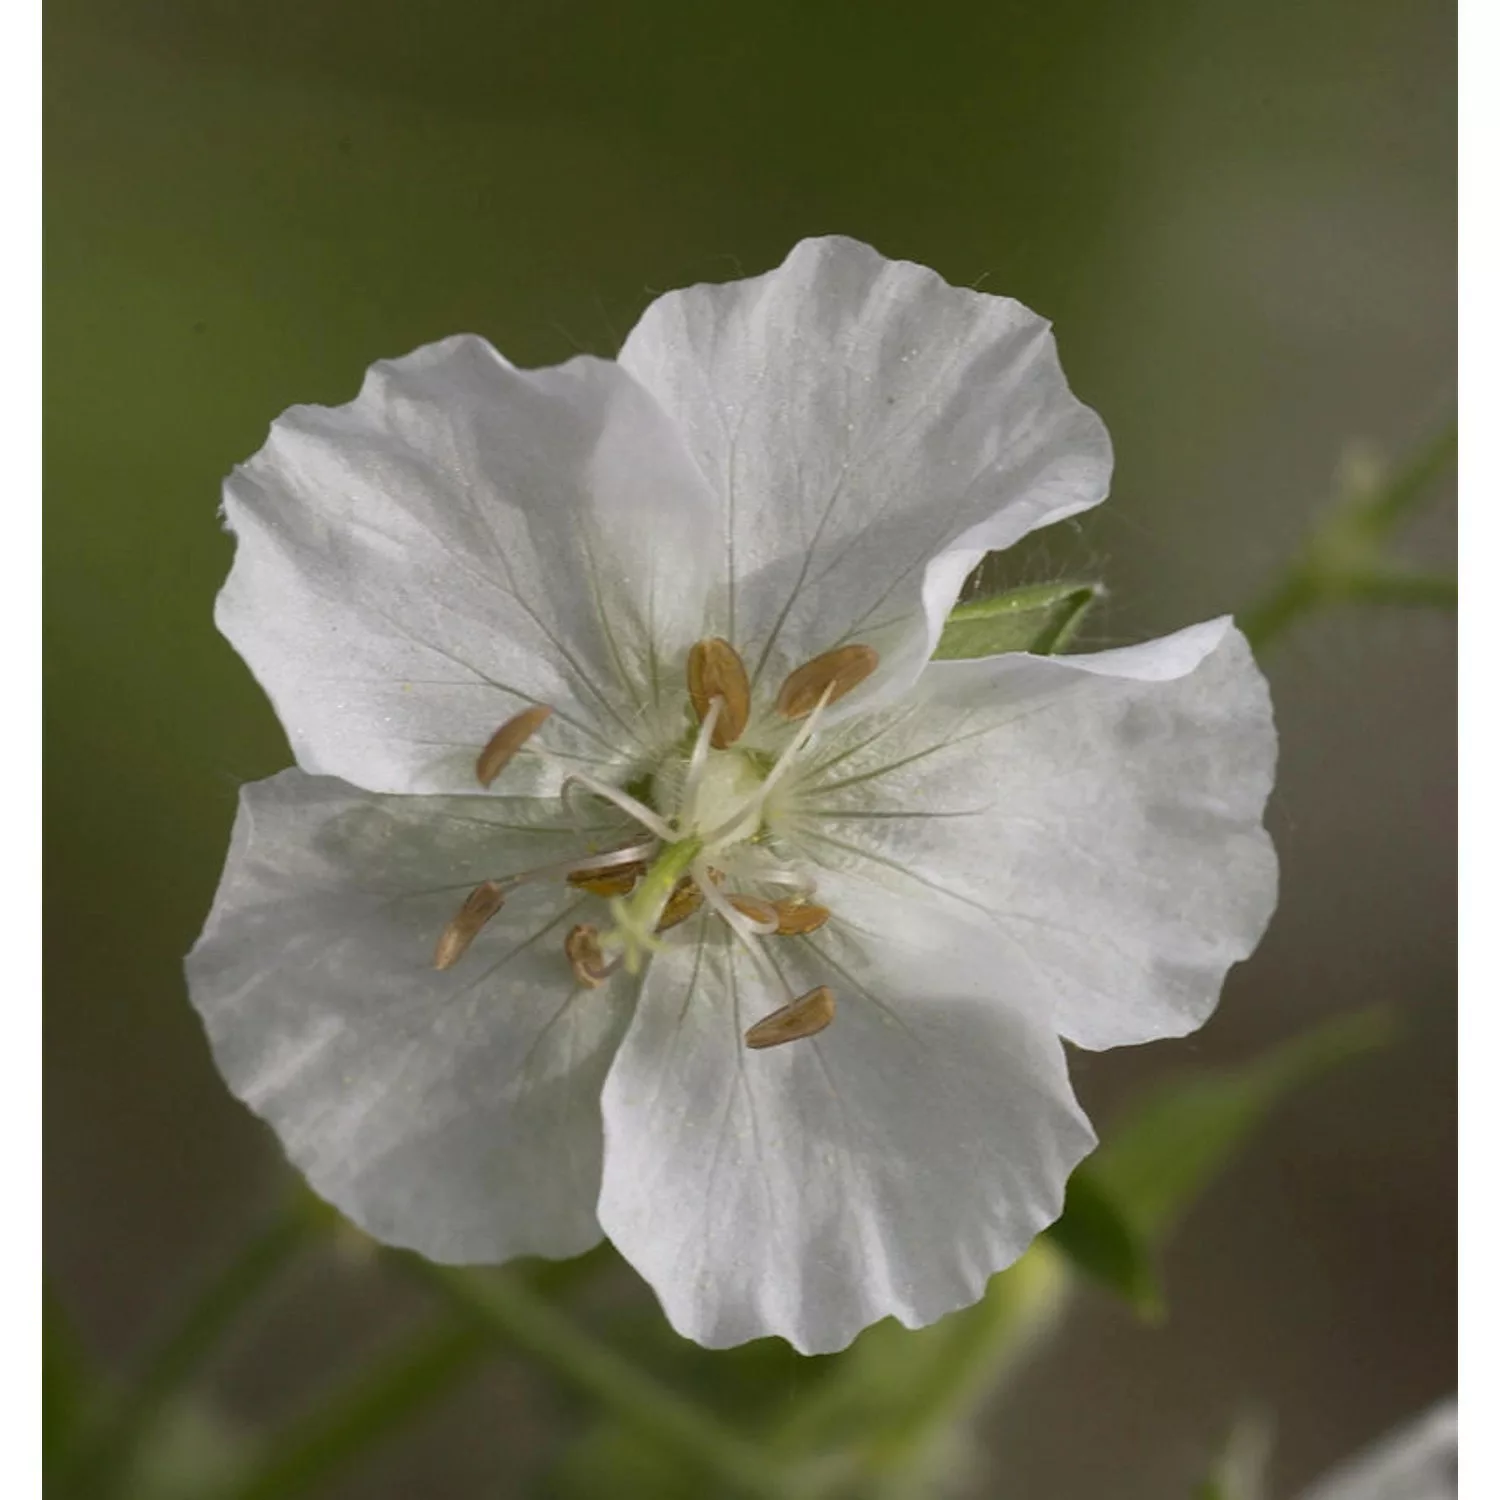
[933,580,1102,660]
[1042,1166,1162,1319]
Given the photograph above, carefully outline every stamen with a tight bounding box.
[501,839,658,895]
[695,863,779,940]
[744,986,837,1050]
[564,924,617,988]
[774,644,879,720]
[687,637,751,748]
[568,865,645,898]
[561,771,677,843]
[770,899,832,936]
[727,894,780,930]
[476,705,553,787]
[433,880,506,970]
[656,879,705,931]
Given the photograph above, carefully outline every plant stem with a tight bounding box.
[1240,420,1456,651]
[59,1202,312,1499]
[1360,421,1457,531]
[210,1319,491,1500]
[860,1252,1068,1496]
[1343,568,1459,610]
[396,1254,811,1500]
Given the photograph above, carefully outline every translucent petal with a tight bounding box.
[788,620,1277,1049]
[219,337,718,795]
[618,237,1112,714]
[597,896,1095,1353]
[185,770,636,1261]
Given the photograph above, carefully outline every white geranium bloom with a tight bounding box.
[186,237,1278,1354]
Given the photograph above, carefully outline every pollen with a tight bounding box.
[744,986,837,1050]
[687,638,751,748]
[433,880,506,970]
[774,644,879,720]
[564,924,614,988]
[475,704,553,787]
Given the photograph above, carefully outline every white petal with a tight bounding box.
[789,620,1277,1050]
[219,337,719,795]
[618,237,1112,712]
[1297,1399,1456,1500]
[185,770,636,1261]
[596,902,1095,1354]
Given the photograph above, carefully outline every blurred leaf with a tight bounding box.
[1043,1166,1162,1318]
[1094,1008,1396,1239]
[933,580,1102,659]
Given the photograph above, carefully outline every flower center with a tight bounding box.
[435,635,879,1050]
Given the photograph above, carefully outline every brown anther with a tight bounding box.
[567,863,646,898]
[656,879,705,931]
[726,894,779,927]
[774,644,879,720]
[687,637,752,748]
[744,986,836,1050]
[564,924,614,989]
[475,705,553,787]
[770,899,832,936]
[433,880,506,970]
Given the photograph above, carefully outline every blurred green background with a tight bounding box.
[45,0,1454,1495]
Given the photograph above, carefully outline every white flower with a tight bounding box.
[186,237,1278,1354]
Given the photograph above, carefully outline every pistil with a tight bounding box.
[603,836,705,972]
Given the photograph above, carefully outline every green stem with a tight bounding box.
[1342,568,1458,610]
[396,1254,811,1500]
[1240,420,1456,651]
[1238,573,1322,653]
[858,1252,1068,1495]
[1360,421,1457,532]
[60,1202,313,1498]
[209,1319,491,1500]
[766,1248,1069,1500]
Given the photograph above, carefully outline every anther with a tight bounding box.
[727,894,780,928]
[475,705,553,787]
[656,879,705,932]
[744,986,836,1049]
[687,638,752,748]
[564,924,615,988]
[433,880,506,970]
[770,899,832,936]
[567,862,647,898]
[774,644,879,720]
